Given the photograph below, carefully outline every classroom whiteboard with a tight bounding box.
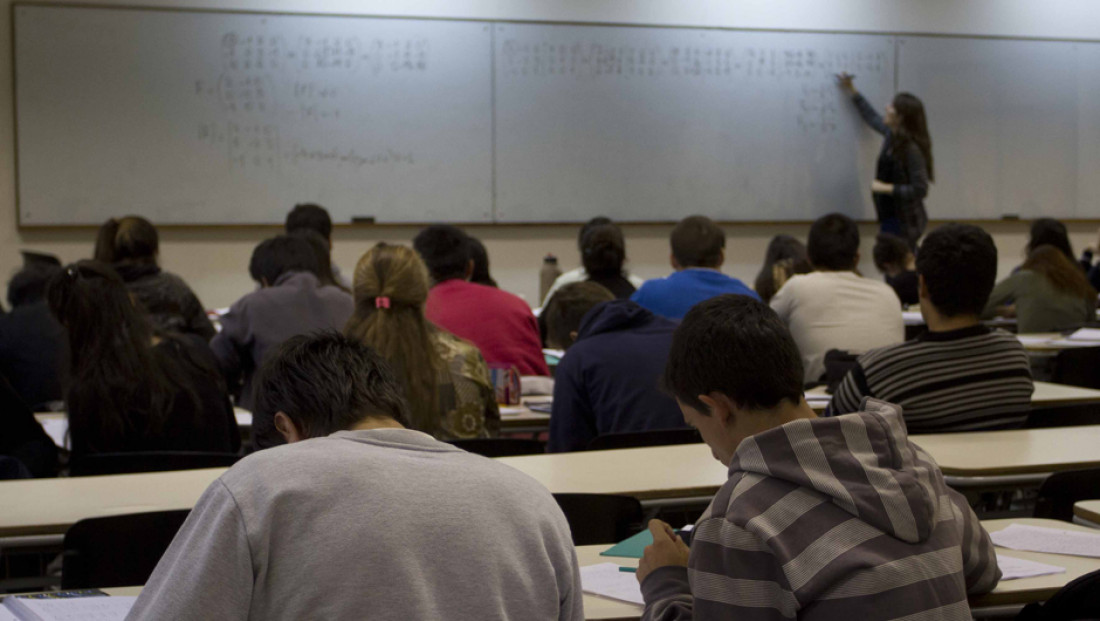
[897,36,1100,220]
[494,25,894,222]
[14,6,493,225]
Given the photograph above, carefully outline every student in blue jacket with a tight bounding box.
[630,215,759,320]
[543,282,686,452]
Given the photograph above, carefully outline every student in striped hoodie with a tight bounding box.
[639,295,1000,620]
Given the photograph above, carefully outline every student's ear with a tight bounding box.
[716,248,725,268]
[698,392,736,427]
[464,259,474,281]
[260,277,271,288]
[670,253,681,271]
[569,330,579,344]
[274,412,304,444]
[918,274,930,303]
[852,250,861,270]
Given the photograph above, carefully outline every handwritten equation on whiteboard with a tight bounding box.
[192,32,428,174]
[500,40,888,135]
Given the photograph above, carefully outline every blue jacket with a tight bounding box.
[630,269,760,319]
[548,300,686,452]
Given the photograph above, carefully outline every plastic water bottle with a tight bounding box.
[539,254,561,302]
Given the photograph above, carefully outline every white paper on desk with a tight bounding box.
[3,596,136,621]
[991,524,1100,558]
[1016,335,1055,347]
[39,418,69,450]
[499,406,525,417]
[1045,339,1100,348]
[580,563,644,606]
[902,311,924,326]
[996,554,1066,580]
[1066,328,1100,342]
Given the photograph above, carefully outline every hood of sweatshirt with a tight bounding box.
[576,299,670,341]
[729,398,942,544]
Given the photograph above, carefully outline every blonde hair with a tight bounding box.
[344,243,443,434]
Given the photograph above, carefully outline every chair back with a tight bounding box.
[1051,346,1100,390]
[1026,404,1100,428]
[587,428,700,451]
[62,510,190,588]
[69,451,240,477]
[448,438,546,458]
[822,349,860,392]
[553,493,644,546]
[1033,468,1100,522]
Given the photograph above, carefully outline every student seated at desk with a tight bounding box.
[631,215,759,320]
[130,332,582,621]
[343,243,500,441]
[543,283,684,452]
[637,295,1000,620]
[770,213,903,383]
[211,236,354,410]
[0,263,68,410]
[829,224,1034,432]
[415,224,549,376]
[873,232,919,306]
[753,234,811,303]
[984,244,1097,334]
[0,371,57,478]
[541,216,645,307]
[47,261,239,460]
[93,216,215,341]
[285,202,352,289]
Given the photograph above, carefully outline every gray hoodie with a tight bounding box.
[641,399,1000,620]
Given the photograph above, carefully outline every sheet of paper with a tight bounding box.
[580,563,645,606]
[4,596,137,621]
[902,311,924,326]
[498,406,526,417]
[997,554,1066,580]
[234,410,253,426]
[1066,328,1100,342]
[1042,339,1100,348]
[991,524,1100,558]
[39,418,69,450]
[1016,335,1054,347]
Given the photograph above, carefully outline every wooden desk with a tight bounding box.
[1074,500,1100,526]
[915,425,1100,482]
[578,519,1100,618]
[803,381,1100,413]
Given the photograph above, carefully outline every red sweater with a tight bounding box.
[425,280,549,376]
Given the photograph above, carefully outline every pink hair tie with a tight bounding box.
[374,296,391,309]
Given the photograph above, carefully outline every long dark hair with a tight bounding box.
[754,235,810,302]
[46,261,208,452]
[581,223,627,279]
[891,93,935,183]
[94,216,159,265]
[1023,245,1096,303]
[1027,218,1075,264]
[467,237,497,288]
[289,229,348,292]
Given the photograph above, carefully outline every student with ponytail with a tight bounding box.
[344,243,499,440]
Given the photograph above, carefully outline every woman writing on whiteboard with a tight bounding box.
[837,73,933,248]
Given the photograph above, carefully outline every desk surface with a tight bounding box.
[804,380,1100,412]
[1074,500,1100,525]
[915,425,1100,477]
[578,518,1100,618]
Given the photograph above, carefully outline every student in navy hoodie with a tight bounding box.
[543,282,687,452]
[631,215,759,319]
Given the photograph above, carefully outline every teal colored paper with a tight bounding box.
[599,530,653,559]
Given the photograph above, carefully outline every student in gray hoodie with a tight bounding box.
[639,295,1000,620]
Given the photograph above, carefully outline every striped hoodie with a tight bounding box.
[640,399,1000,620]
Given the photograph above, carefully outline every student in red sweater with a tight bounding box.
[413,225,549,376]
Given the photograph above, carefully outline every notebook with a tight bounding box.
[2,592,135,621]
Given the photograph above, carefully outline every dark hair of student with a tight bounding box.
[8,263,61,308]
[253,331,410,448]
[890,92,935,183]
[1027,218,1075,264]
[467,237,497,288]
[1022,244,1097,303]
[289,229,347,292]
[807,213,860,271]
[662,295,803,414]
[285,203,333,240]
[671,215,725,269]
[580,223,627,279]
[45,261,211,452]
[577,216,612,250]
[412,224,471,283]
[754,235,811,302]
[543,282,616,350]
[93,216,159,265]
[345,243,442,436]
[915,224,998,317]
[248,235,322,286]
[872,233,911,273]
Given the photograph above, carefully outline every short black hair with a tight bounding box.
[872,233,911,273]
[252,331,410,449]
[578,216,612,250]
[808,213,860,270]
[413,225,471,283]
[663,295,803,413]
[8,263,61,307]
[543,282,616,349]
[286,203,333,240]
[916,224,998,317]
[671,216,725,268]
[248,235,322,285]
[580,223,626,278]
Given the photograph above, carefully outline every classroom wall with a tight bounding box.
[3,0,1099,308]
